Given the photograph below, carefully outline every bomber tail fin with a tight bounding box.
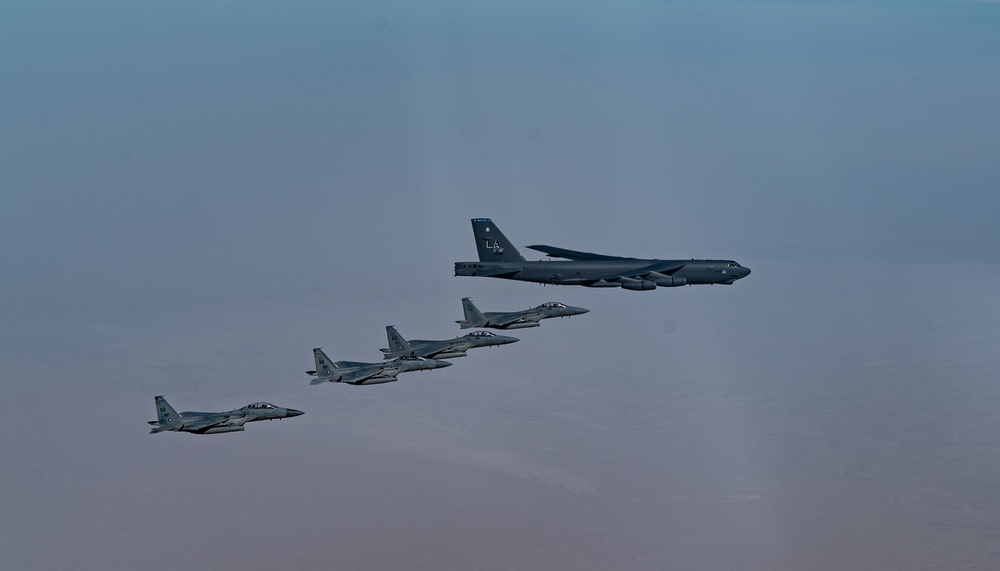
[471,218,526,262]
[382,325,414,358]
[151,395,182,433]
[457,297,487,329]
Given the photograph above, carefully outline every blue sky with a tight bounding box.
[2,1,1000,569]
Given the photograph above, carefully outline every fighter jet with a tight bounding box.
[454,218,750,290]
[456,297,589,330]
[148,395,303,435]
[380,325,519,359]
[307,347,452,385]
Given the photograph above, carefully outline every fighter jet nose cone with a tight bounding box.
[285,409,305,417]
[436,360,453,368]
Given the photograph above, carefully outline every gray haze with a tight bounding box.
[3,1,1000,569]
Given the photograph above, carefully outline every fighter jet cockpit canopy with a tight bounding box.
[246,402,277,410]
[468,331,496,337]
[540,302,567,309]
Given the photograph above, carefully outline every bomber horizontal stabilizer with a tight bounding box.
[526,245,633,261]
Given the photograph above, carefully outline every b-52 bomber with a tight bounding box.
[454,218,750,290]
[380,325,519,359]
[148,395,303,434]
[457,297,589,329]
[308,347,452,385]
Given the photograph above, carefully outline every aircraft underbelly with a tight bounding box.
[500,321,540,329]
[356,377,397,385]
[433,351,467,358]
[198,426,246,434]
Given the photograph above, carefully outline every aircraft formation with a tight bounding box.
[149,218,749,434]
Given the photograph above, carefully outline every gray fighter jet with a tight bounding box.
[148,395,303,435]
[456,297,589,329]
[380,325,519,359]
[454,218,750,290]
[308,347,452,385]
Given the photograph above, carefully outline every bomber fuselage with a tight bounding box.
[455,259,749,288]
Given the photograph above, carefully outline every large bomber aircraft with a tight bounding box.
[454,218,750,290]
[307,347,452,385]
[456,297,589,329]
[380,325,519,359]
[148,396,303,434]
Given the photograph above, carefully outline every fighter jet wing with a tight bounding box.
[183,414,240,432]
[483,313,534,327]
[414,344,459,359]
[526,245,635,261]
[340,366,399,384]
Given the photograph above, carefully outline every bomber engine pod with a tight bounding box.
[648,272,687,287]
[620,277,657,291]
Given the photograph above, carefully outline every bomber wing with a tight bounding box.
[526,245,635,261]
[592,260,686,281]
[632,261,686,277]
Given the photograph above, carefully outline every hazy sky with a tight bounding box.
[3,1,1000,569]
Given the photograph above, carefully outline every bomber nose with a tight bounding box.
[742,266,751,277]
[284,408,304,417]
